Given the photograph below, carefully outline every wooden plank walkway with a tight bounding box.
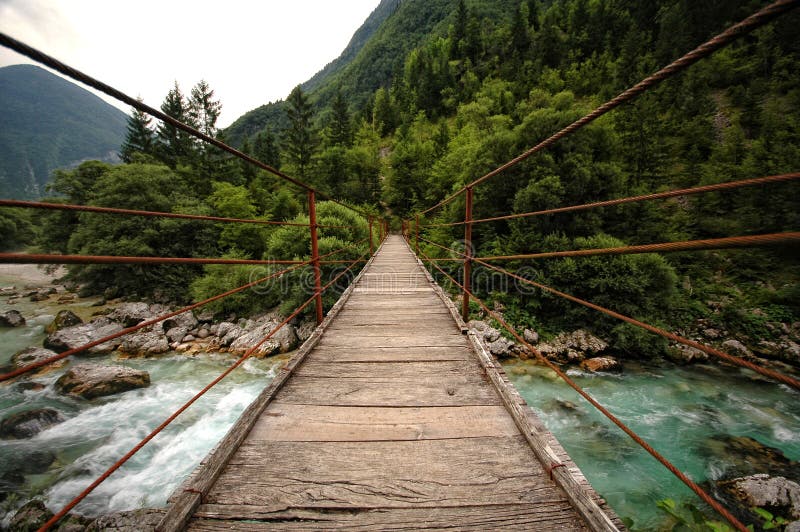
[160,235,623,531]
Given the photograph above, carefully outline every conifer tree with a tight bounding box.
[156,82,195,167]
[253,129,281,169]
[189,80,222,138]
[328,90,353,147]
[284,85,316,176]
[120,100,155,163]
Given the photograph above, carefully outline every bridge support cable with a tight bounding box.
[418,235,800,391]
[418,0,800,217]
[418,232,800,262]
[421,173,800,228]
[0,242,362,383]
[0,253,364,266]
[419,249,749,532]
[39,253,368,531]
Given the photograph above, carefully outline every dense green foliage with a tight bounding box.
[0,64,127,199]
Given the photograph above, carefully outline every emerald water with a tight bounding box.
[503,359,800,529]
[0,289,282,523]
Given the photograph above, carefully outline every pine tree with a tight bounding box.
[189,80,222,138]
[284,85,316,176]
[120,100,155,163]
[328,91,352,147]
[372,87,396,136]
[253,129,281,169]
[527,0,540,31]
[156,82,195,167]
[509,1,530,59]
[451,0,468,59]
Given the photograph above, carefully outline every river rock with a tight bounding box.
[488,337,515,358]
[196,328,210,339]
[296,321,316,343]
[523,328,539,344]
[0,286,17,297]
[467,320,502,343]
[87,508,165,531]
[45,310,83,334]
[195,310,214,324]
[702,435,800,480]
[229,320,298,358]
[11,347,63,372]
[105,302,156,327]
[722,339,753,359]
[538,329,607,363]
[717,474,800,523]
[44,318,124,355]
[165,326,189,344]
[580,356,622,372]
[9,500,53,530]
[0,309,25,327]
[666,343,709,364]
[55,364,150,399]
[0,408,65,439]
[163,311,198,333]
[118,330,169,356]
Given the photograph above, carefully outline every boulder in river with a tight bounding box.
[55,364,150,399]
[580,356,622,372]
[44,318,124,355]
[45,309,83,334]
[11,347,64,373]
[0,309,25,327]
[9,500,53,531]
[538,329,607,363]
[87,508,165,531]
[119,329,170,356]
[0,408,65,439]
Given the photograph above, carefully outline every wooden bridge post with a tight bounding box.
[368,216,374,255]
[308,191,324,324]
[415,214,420,256]
[461,186,473,322]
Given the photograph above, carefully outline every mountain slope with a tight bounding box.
[0,64,127,199]
[225,0,464,145]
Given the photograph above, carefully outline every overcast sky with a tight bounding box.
[0,0,380,127]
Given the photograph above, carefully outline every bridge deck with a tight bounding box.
[162,235,622,531]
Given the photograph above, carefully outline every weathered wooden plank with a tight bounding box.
[247,404,520,441]
[276,375,501,406]
[309,346,473,362]
[188,504,586,531]
[203,437,570,510]
[294,360,478,379]
[316,336,467,348]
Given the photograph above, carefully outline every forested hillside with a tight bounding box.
[17,0,799,360]
[0,64,127,199]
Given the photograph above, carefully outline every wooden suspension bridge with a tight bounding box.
[158,235,624,531]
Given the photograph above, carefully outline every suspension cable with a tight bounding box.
[419,233,800,262]
[419,0,800,216]
[39,253,368,531]
[422,173,800,227]
[0,242,361,382]
[0,237,369,266]
[419,249,748,532]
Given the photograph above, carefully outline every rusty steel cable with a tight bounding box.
[419,0,800,216]
[418,233,800,261]
[0,199,362,230]
[0,200,309,227]
[0,243,359,382]
[422,173,800,227]
[419,250,749,532]
[0,238,369,266]
[39,253,368,531]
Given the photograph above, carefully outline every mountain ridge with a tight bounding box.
[0,64,127,199]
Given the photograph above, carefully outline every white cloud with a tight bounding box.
[0,0,380,127]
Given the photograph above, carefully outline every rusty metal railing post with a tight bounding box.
[415,214,420,256]
[461,187,474,322]
[308,191,324,324]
